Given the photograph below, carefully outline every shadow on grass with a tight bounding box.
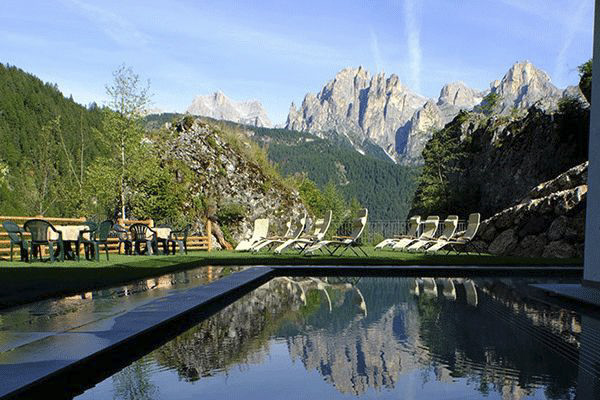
[0,248,582,310]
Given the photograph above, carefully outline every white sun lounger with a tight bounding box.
[305,209,368,256]
[374,215,421,250]
[426,213,481,254]
[393,216,439,251]
[274,210,332,254]
[406,215,458,251]
[234,218,269,251]
[251,213,307,252]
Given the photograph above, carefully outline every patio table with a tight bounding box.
[153,227,171,240]
[49,225,90,260]
[154,227,172,254]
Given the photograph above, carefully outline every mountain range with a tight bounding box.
[186,91,272,128]
[285,61,584,165]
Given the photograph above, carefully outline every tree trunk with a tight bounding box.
[209,219,233,250]
[120,136,126,220]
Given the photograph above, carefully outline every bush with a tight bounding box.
[182,115,195,130]
[578,59,592,103]
[216,202,247,226]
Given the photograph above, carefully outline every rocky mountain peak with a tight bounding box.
[286,61,567,165]
[490,61,562,112]
[186,91,272,128]
[286,66,426,158]
[438,82,483,109]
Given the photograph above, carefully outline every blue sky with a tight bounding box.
[0,0,594,124]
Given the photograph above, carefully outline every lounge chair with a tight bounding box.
[249,218,293,251]
[305,208,368,257]
[235,218,269,251]
[426,213,481,254]
[374,216,421,250]
[392,215,439,251]
[251,213,307,252]
[406,215,458,251]
[274,210,332,254]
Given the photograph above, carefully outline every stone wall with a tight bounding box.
[477,162,587,258]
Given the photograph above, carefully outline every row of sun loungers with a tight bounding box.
[234,209,480,256]
[235,209,367,256]
[374,213,481,254]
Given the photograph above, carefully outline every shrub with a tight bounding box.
[216,202,247,226]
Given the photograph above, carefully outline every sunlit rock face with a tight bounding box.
[186,91,272,128]
[287,62,568,165]
[489,61,562,114]
[286,67,426,159]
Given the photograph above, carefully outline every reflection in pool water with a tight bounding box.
[77,276,600,399]
[0,266,245,335]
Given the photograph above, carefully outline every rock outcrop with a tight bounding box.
[477,162,587,258]
[163,118,306,244]
[411,101,589,219]
[186,91,272,127]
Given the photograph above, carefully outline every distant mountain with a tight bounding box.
[286,67,426,161]
[286,61,574,165]
[186,91,272,127]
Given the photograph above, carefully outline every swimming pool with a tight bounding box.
[74,274,597,399]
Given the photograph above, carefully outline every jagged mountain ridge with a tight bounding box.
[287,66,426,160]
[186,91,272,128]
[286,61,579,165]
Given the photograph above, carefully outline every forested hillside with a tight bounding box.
[0,63,103,215]
[250,127,419,220]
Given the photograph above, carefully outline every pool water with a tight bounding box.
[76,276,600,399]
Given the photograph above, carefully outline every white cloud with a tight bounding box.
[370,30,383,73]
[403,0,422,93]
[60,0,148,47]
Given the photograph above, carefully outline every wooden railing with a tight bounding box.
[0,216,212,260]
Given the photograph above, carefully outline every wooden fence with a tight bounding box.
[0,216,211,260]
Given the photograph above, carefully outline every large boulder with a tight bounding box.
[163,119,307,242]
[488,229,518,255]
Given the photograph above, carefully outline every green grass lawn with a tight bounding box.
[0,248,582,310]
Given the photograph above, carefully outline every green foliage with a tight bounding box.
[578,59,592,103]
[321,182,351,236]
[479,92,500,115]
[216,202,247,226]
[557,96,589,159]
[295,178,327,215]
[182,115,195,130]
[0,63,104,216]
[412,121,466,215]
[247,126,419,220]
[103,65,152,220]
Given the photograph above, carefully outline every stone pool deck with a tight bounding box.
[0,264,583,398]
[0,267,275,399]
[531,283,600,308]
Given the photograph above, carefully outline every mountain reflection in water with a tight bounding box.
[78,276,600,400]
